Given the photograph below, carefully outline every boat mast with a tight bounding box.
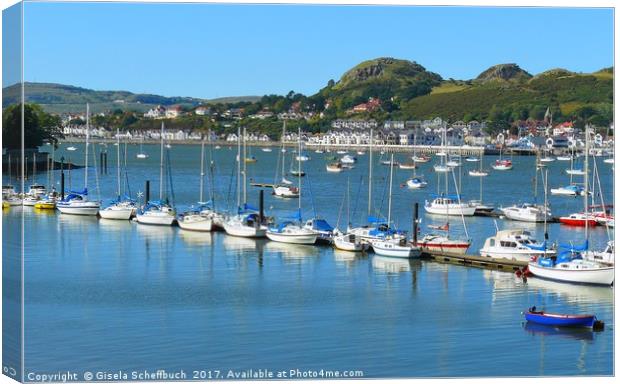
[116,128,121,199]
[368,128,373,216]
[236,126,241,208]
[243,127,247,204]
[32,152,36,184]
[584,125,590,244]
[281,121,286,181]
[199,139,205,203]
[387,153,394,226]
[159,122,164,201]
[298,126,302,222]
[85,103,90,192]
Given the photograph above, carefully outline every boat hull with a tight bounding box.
[524,311,596,328]
[371,241,421,258]
[99,207,134,220]
[266,231,317,244]
[178,217,213,231]
[424,205,476,216]
[527,262,614,286]
[224,222,267,238]
[559,217,598,227]
[136,213,176,226]
[333,236,368,252]
[57,204,100,216]
[415,240,470,255]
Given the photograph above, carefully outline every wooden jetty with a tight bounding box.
[421,250,527,271]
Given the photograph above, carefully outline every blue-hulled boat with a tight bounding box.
[524,307,602,329]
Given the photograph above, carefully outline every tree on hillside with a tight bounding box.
[2,103,63,150]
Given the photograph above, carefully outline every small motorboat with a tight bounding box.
[492,159,513,170]
[262,147,273,152]
[245,156,258,163]
[603,158,614,164]
[557,155,573,161]
[406,178,427,189]
[468,170,488,177]
[565,168,585,176]
[326,162,343,173]
[381,160,400,167]
[398,162,417,170]
[340,154,357,164]
[67,146,77,151]
[524,307,603,329]
[314,149,324,154]
[412,155,431,163]
[539,157,555,163]
[136,153,148,159]
[464,156,480,162]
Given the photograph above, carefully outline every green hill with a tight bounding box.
[1,82,259,114]
[399,65,612,127]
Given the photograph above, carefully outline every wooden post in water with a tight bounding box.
[145,180,150,205]
[60,172,65,200]
[259,189,264,223]
[413,202,419,245]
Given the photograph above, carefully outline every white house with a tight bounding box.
[144,105,166,119]
[166,106,183,119]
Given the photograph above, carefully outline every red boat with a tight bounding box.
[559,213,599,227]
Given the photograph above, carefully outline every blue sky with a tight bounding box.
[19,2,614,99]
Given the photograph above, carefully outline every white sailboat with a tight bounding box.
[266,126,318,245]
[528,127,614,285]
[99,129,136,220]
[370,153,422,258]
[406,133,427,189]
[177,140,214,231]
[135,122,176,226]
[345,130,406,243]
[501,154,551,222]
[57,104,101,216]
[273,121,299,198]
[136,136,148,159]
[223,127,267,238]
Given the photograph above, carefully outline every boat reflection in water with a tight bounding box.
[264,241,320,263]
[372,255,421,274]
[525,276,613,303]
[98,217,133,232]
[523,322,595,342]
[221,234,262,254]
[178,229,213,247]
[333,249,366,267]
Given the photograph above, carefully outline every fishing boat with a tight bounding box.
[524,307,600,328]
[99,129,136,220]
[559,213,598,227]
[501,203,551,222]
[333,233,369,252]
[326,162,343,173]
[480,229,555,262]
[57,104,101,215]
[136,122,176,226]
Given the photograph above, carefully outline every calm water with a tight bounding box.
[4,143,615,378]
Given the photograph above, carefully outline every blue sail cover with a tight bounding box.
[312,219,334,232]
[68,188,88,196]
[524,241,548,251]
[238,203,259,214]
[559,240,589,252]
[286,209,303,221]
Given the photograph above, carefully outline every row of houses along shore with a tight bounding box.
[61,117,613,151]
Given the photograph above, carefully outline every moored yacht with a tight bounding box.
[424,195,476,216]
[480,229,555,262]
[501,203,552,223]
